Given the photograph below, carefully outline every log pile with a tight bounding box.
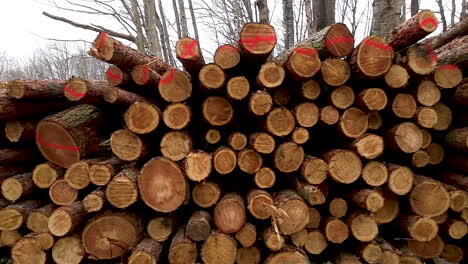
[0,11,467,264]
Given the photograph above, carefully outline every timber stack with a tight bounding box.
[0,11,467,264]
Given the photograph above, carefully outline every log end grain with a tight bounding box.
[213,147,237,175]
[52,235,85,264]
[392,122,422,153]
[352,134,384,160]
[329,198,348,218]
[158,70,192,103]
[267,107,295,137]
[325,150,362,184]
[205,129,221,144]
[291,127,310,145]
[202,96,234,126]
[49,179,78,205]
[287,46,321,80]
[239,23,276,57]
[105,65,125,86]
[325,218,349,243]
[325,23,355,57]
[163,103,191,130]
[415,107,438,128]
[362,161,388,187]
[199,64,226,90]
[227,76,250,100]
[201,233,237,264]
[349,214,378,242]
[339,107,368,139]
[11,237,46,264]
[433,65,463,88]
[371,195,399,224]
[64,161,91,190]
[33,163,60,188]
[214,194,246,234]
[251,132,275,154]
[294,102,319,128]
[407,235,444,259]
[358,88,388,111]
[321,58,350,86]
[124,101,160,134]
[301,157,328,185]
[331,85,355,109]
[410,179,450,217]
[249,90,273,116]
[247,190,273,220]
[274,142,304,173]
[407,44,437,75]
[411,150,430,168]
[238,149,263,174]
[355,36,394,78]
[254,167,276,189]
[110,129,146,161]
[416,80,441,107]
[301,79,321,100]
[185,151,212,182]
[214,44,240,70]
[147,216,173,242]
[388,165,414,196]
[385,64,409,88]
[160,131,192,161]
[320,106,340,125]
[192,181,221,208]
[257,61,285,89]
[229,132,248,151]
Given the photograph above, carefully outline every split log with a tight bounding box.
[52,235,85,264]
[176,37,205,74]
[158,70,192,103]
[397,44,437,75]
[398,214,439,242]
[322,217,349,243]
[432,65,463,88]
[201,232,237,264]
[89,157,126,186]
[421,17,468,49]
[226,76,250,101]
[160,131,192,161]
[263,226,284,251]
[350,133,384,160]
[274,190,309,235]
[320,58,350,86]
[371,192,399,224]
[103,86,146,105]
[202,96,234,126]
[410,175,450,217]
[249,90,273,116]
[147,215,175,242]
[49,178,78,205]
[386,122,422,153]
[186,210,212,242]
[362,161,388,187]
[384,64,409,89]
[124,101,160,134]
[213,147,237,175]
[214,44,240,71]
[83,188,105,213]
[407,235,444,259]
[238,23,276,63]
[192,181,221,208]
[338,107,368,138]
[5,120,37,143]
[273,142,304,173]
[110,129,148,161]
[0,200,41,231]
[184,151,212,182]
[128,237,162,264]
[199,64,226,91]
[329,197,348,218]
[7,79,67,99]
[323,149,362,184]
[106,165,139,208]
[26,204,55,233]
[105,65,130,87]
[214,193,246,234]
[349,36,394,79]
[275,45,321,81]
[347,212,379,242]
[235,223,256,247]
[48,201,85,236]
[1,172,35,202]
[254,167,276,188]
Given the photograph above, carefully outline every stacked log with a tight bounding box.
[0,11,467,264]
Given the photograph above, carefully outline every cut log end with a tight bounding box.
[388,165,414,196]
[329,198,348,218]
[227,76,250,100]
[239,23,276,57]
[320,106,340,125]
[352,134,384,160]
[415,80,440,107]
[214,147,237,175]
[294,102,319,128]
[83,191,104,213]
[274,142,304,173]
[349,214,378,242]
[163,103,191,130]
[158,70,192,103]
[287,46,321,80]
[325,218,349,243]
[214,44,240,70]
[385,64,409,88]
[257,61,285,89]
[251,132,275,154]
[238,149,263,174]
[417,10,438,32]
[407,44,438,75]
[192,181,221,208]
[407,235,444,259]
[411,150,430,168]
[147,216,173,242]
[321,58,350,86]
[440,244,464,263]
[105,65,125,86]
[201,233,238,264]
[247,190,273,220]
[415,107,438,128]
[110,129,146,161]
[267,107,295,137]
[124,101,160,134]
[362,161,388,187]
[291,127,309,145]
[254,167,276,188]
[434,65,463,88]
[185,151,212,182]
[214,193,246,234]
[339,107,368,139]
[229,132,248,151]
[49,179,78,205]
[391,122,422,153]
[355,36,394,78]
[202,96,234,126]
[199,64,226,90]
[325,23,355,57]
[331,85,355,110]
[301,157,328,185]
[64,161,92,190]
[357,88,388,111]
[275,191,309,235]
[52,235,85,264]
[63,77,88,101]
[205,129,221,144]
[432,103,452,131]
[11,237,47,264]
[371,195,399,224]
[301,79,321,100]
[360,243,382,264]
[410,178,450,217]
[249,90,273,116]
[325,150,362,184]
[160,131,192,161]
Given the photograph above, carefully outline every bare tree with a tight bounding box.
[179,0,190,36]
[283,0,295,48]
[312,0,336,31]
[172,0,183,38]
[188,0,200,43]
[256,0,270,23]
[461,0,467,19]
[371,0,403,36]
[451,0,457,25]
[436,0,448,31]
[304,0,313,36]
[242,0,254,21]
[411,0,420,16]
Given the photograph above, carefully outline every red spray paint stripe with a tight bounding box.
[325,37,354,47]
[419,18,438,29]
[439,65,459,70]
[142,65,148,83]
[295,47,317,55]
[160,70,176,85]
[425,45,438,63]
[219,45,238,52]
[64,86,85,98]
[106,70,121,80]
[36,132,80,151]
[363,39,393,51]
[181,39,198,59]
[97,32,107,50]
[240,35,276,52]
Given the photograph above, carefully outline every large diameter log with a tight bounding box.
[128,237,162,264]
[350,36,394,79]
[192,181,221,208]
[273,142,304,173]
[5,120,37,143]
[422,17,468,49]
[275,45,321,81]
[176,37,205,74]
[199,64,226,91]
[444,127,468,151]
[63,78,107,103]
[48,201,85,236]
[247,189,273,220]
[110,129,148,161]
[106,165,139,208]
[398,214,439,242]
[410,175,450,217]
[214,193,246,234]
[186,210,212,242]
[386,122,422,153]
[274,190,309,235]
[26,204,55,233]
[139,157,188,213]
[49,178,78,205]
[320,58,350,86]
[103,86,147,105]
[1,172,35,202]
[201,232,237,264]
[82,212,143,259]
[105,65,130,87]
[264,246,309,264]
[347,212,379,242]
[52,235,85,264]
[147,216,175,242]
[397,44,437,75]
[386,10,438,50]
[323,149,362,184]
[238,23,276,62]
[432,65,463,88]
[7,79,67,99]
[0,200,41,231]
[214,44,240,71]
[36,104,107,168]
[89,157,126,186]
[89,32,174,73]
[407,235,444,259]
[435,35,468,68]
[11,236,46,264]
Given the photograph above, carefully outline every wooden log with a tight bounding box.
[52,235,85,264]
[205,128,221,144]
[273,88,290,106]
[250,132,275,154]
[162,103,191,130]
[103,86,146,105]
[273,142,304,173]
[26,204,54,233]
[226,76,250,101]
[350,36,394,79]
[338,107,368,138]
[5,120,37,143]
[426,143,445,165]
[432,212,448,224]
[214,44,240,71]
[451,81,468,107]
[110,129,148,161]
[147,215,175,242]
[0,149,38,166]
[323,149,362,184]
[186,210,212,242]
[176,37,205,74]
[7,79,67,99]
[124,101,160,134]
[48,201,85,236]
[199,64,226,91]
[356,88,388,112]
[238,23,276,63]
[160,131,192,161]
[0,200,40,231]
[323,217,349,243]
[443,183,468,212]
[0,230,21,247]
[330,85,354,109]
[387,164,414,195]
[256,61,285,89]
[247,189,273,220]
[11,235,46,264]
[291,229,307,248]
[236,223,256,247]
[306,207,321,229]
[392,93,417,118]
[397,44,437,75]
[412,80,441,107]
[291,127,309,145]
[1,172,34,202]
[275,45,321,81]
[420,129,432,148]
[0,166,30,182]
[264,246,309,264]
[410,175,450,217]
[139,157,188,213]
[213,147,237,175]
[63,78,107,103]
[368,112,383,130]
[83,188,105,213]
[329,197,348,218]
[319,105,339,125]
[407,235,444,259]
[254,167,276,188]
[350,133,384,160]
[432,103,452,131]
[202,96,234,126]
[386,10,438,50]
[386,122,422,153]
[371,192,399,224]
[442,219,467,240]
[347,212,379,242]
[36,104,107,168]
[238,149,263,174]
[82,212,143,259]
[48,178,78,205]
[106,165,139,208]
[105,65,130,87]
[444,127,468,151]
[335,252,363,264]
[262,226,284,251]
[305,229,327,255]
[384,64,409,88]
[214,193,246,234]
[184,151,211,182]
[414,106,438,128]
[439,244,464,263]
[274,190,309,235]
[293,102,319,128]
[411,150,430,168]
[301,156,328,185]
[249,90,273,116]
[435,35,468,68]
[192,181,221,208]
[398,214,439,242]
[128,237,162,264]
[201,232,237,264]
[158,70,192,103]
[321,58,350,86]
[432,65,463,89]
[374,237,401,264]
[421,17,468,49]
[347,189,384,212]
[65,158,103,190]
[131,64,161,86]
[90,32,174,73]
[89,157,126,186]
[236,246,261,264]
[300,79,321,100]
[296,181,328,206]
[362,161,388,187]
[359,242,382,264]
[228,132,247,151]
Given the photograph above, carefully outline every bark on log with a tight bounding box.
[0,149,39,166]
[444,127,468,151]
[103,86,147,105]
[192,181,221,208]
[186,210,212,242]
[48,201,85,236]
[421,17,468,49]
[128,237,162,264]
[349,36,394,79]
[49,178,78,205]
[7,79,67,100]
[105,65,130,87]
[1,172,35,202]
[131,64,161,87]
[435,35,468,69]
[5,120,37,143]
[0,200,41,231]
[451,80,468,107]
[176,37,205,74]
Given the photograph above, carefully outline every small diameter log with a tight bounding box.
[420,129,432,148]
[214,193,246,234]
[323,217,349,243]
[202,96,234,126]
[52,235,85,264]
[441,219,467,239]
[304,230,327,255]
[238,23,276,62]
[26,204,55,233]
[0,230,21,247]
[300,79,321,100]
[213,147,237,175]
[254,167,276,188]
[296,181,328,205]
[307,207,321,229]
[82,212,143,260]
[105,65,130,87]
[275,45,321,81]
[320,58,350,86]
[192,181,221,208]
[347,212,379,242]
[413,80,441,107]
[264,246,309,264]
[128,237,162,264]
[160,131,192,161]
[385,64,409,88]
[374,237,400,264]
[0,200,40,231]
[1,172,34,202]
[371,193,400,224]
[263,226,284,251]
[392,93,417,118]
[65,159,103,190]
[247,189,273,220]
[444,127,468,151]
[32,162,63,188]
[301,156,328,185]
[440,245,464,263]
[89,157,126,186]
[359,242,382,264]
[249,90,273,116]
[63,78,106,103]
[103,86,146,105]
[451,81,468,107]
[398,44,437,75]
[362,161,388,187]
[199,64,226,91]
[399,214,439,242]
[291,127,309,145]
[36,104,107,168]
[83,188,105,213]
[250,132,275,154]
[158,70,192,103]
[124,101,160,134]
[131,64,161,86]
[329,197,348,218]
[386,122,422,153]
[410,175,450,217]
[323,149,362,184]
[184,151,212,182]
[28,232,54,250]
[106,165,139,208]
[7,79,66,100]
[347,189,384,212]
[320,105,340,125]
[356,88,388,112]
[339,107,368,138]
[5,120,37,143]
[201,232,237,264]
[407,235,444,259]
[350,36,394,79]
[432,65,463,88]
[167,231,196,264]
[11,236,46,264]
[368,112,383,130]
[387,164,414,196]
[256,61,285,89]
[293,102,319,128]
[48,201,85,236]
[237,246,261,264]
[446,186,468,212]
[49,178,78,205]
[227,76,250,101]
[214,44,240,71]
[110,129,148,161]
[426,143,445,165]
[228,132,248,151]
[386,10,438,50]
[238,149,263,174]
[147,216,174,242]
[176,37,205,74]
[186,210,212,242]
[273,142,304,173]
[414,107,438,128]
[411,150,430,168]
[274,190,309,235]
[236,223,256,247]
[433,104,452,131]
[273,88,289,106]
[432,212,448,224]
[350,133,384,160]
[205,129,221,144]
[330,85,354,110]
[139,157,188,213]
[291,229,307,248]
[163,103,191,130]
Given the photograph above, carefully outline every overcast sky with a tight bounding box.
[0,0,463,60]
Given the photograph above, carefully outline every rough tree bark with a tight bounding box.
[304,0,313,37]
[256,0,270,23]
[178,0,189,37]
[313,0,336,31]
[283,0,294,49]
[159,0,177,66]
[188,0,200,43]
[371,0,404,37]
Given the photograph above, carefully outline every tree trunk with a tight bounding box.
[187,0,199,43]
[159,0,177,66]
[282,0,294,49]
[371,0,403,36]
[48,201,85,236]
[52,235,85,264]
[304,0,313,36]
[436,0,448,31]
[256,0,269,23]
[6,79,67,100]
[106,165,139,209]
[178,0,189,37]
[201,232,237,264]
[128,237,162,264]
[313,0,336,31]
